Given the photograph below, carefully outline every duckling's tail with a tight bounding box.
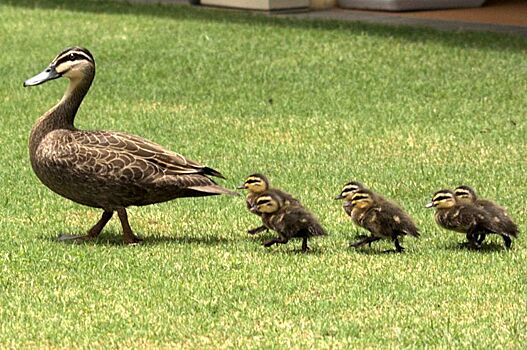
[309,221,326,237]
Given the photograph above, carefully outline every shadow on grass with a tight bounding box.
[49,231,239,246]
[5,0,526,52]
[442,241,507,253]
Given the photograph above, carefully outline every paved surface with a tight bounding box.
[276,0,527,36]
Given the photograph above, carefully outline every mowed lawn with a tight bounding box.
[1,0,526,348]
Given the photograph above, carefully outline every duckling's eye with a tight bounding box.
[69,53,75,61]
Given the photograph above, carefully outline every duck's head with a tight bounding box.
[426,189,456,209]
[343,189,374,210]
[453,185,477,204]
[237,173,269,193]
[251,193,282,214]
[335,181,365,200]
[24,47,95,87]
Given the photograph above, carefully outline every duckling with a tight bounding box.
[345,189,419,252]
[24,47,237,244]
[454,185,518,248]
[251,192,325,252]
[237,173,300,235]
[426,189,501,249]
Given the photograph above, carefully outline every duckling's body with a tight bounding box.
[426,189,501,249]
[345,189,419,252]
[25,47,236,244]
[454,185,518,248]
[238,174,300,235]
[252,192,325,252]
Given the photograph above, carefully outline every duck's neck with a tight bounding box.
[29,67,94,154]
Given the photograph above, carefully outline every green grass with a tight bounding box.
[1,0,527,348]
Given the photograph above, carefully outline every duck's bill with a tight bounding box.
[334,194,344,200]
[24,65,60,87]
[425,202,434,208]
[236,184,246,190]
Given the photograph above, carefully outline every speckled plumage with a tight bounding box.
[427,189,505,249]
[25,47,236,243]
[238,173,300,235]
[252,192,325,252]
[346,189,419,252]
[454,185,518,248]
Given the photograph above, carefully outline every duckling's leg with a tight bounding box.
[465,231,481,249]
[393,238,405,253]
[116,208,142,244]
[57,210,113,242]
[247,225,268,235]
[501,234,512,249]
[350,236,380,248]
[263,236,289,248]
[301,237,309,252]
[476,233,486,245]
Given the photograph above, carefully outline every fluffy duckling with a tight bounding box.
[345,189,419,252]
[426,189,501,249]
[454,185,518,248]
[238,173,300,235]
[251,192,325,252]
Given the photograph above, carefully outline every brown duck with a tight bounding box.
[237,173,300,235]
[251,192,325,252]
[344,189,419,252]
[24,47,237,244]
[454,185,518,248]
[426,189,500,249]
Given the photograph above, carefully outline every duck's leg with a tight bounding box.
[501,234,512,249]
[117,208,142,244]
[350,236,380,248]
[465,230,481,249]
[301,237,309,252]
[57,210,113,242]
[247,225,268,235]
[263,236,289,248]
[393,238,405,253]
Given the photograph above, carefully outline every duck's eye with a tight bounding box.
[69,53,75,61]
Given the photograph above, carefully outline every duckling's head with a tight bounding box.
[24,47,95,87]
[453,185,477,204]
[237,173,269,193]
[335,181,365,200]
[426,189,456,209]
[252,193,282,214]
[344,189,375,210]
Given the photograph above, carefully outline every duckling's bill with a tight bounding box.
[24,65,61,87]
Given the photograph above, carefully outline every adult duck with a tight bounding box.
[24,47,236,244]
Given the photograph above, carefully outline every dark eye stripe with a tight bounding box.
[55,51,93,66]
[352,194,369,201]
[245,179,261,184]
[433,195,452,202]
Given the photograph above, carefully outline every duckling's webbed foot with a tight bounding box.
[247,225,268,235]
[57,210,113,243]
[117,208,142,244]
[350,236,381,249]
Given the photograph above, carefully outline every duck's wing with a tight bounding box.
[73,131,225,178]
[48,130,237,197]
